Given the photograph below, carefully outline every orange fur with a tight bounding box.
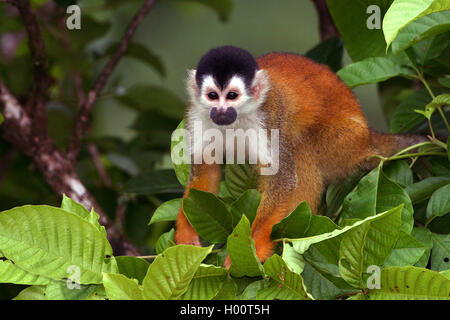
[175,52,424,263]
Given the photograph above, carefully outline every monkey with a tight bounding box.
[174,45,425,266]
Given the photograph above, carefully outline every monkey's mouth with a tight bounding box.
[210,107,237,125]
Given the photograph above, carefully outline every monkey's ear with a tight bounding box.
[186,69,199,99]
[251,69,270,101]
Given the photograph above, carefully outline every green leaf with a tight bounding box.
[338,205,402,288]
[384,231,426,267]
[431,233,450,271]
[411,227,434,267]
[391,11,450,54]
[45,281,100,300]
[105,42,165,77]
[406,176,450,204]
[439,76,450,88]
[121,170,183,195]
[61,195,105,236]
[213,276,237,300]
[426,184,450,224]
[155,228,175,254]
[365,266,450,299]
[271,202,312,240]
[256,255,311,300]
[341,164,414,233]
[13,286,46,300]
[337,55,415,88]
[181,265,227,300]
[225,164,258,199]
[227,215,264,278]
[149,198,181,225]
[448,137,450,161]
[383,0,450,49]
[183,189,233,243]
[383,160,414,187]
[282,242,305,275]
[142,245,212,300]
[0,254,52,285]
[115,256,149,284]
[325,171,365,217]
[305,36,343,72]
[171,120,190,187]
[0,205,117,284]
[390,89,432,133]
[326,0,393,61]
[415,93,450,120]
[229,189,261,227]
[103,273,143,300]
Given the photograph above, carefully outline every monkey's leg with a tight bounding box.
[251,161,323,262]
[174,163,222,246]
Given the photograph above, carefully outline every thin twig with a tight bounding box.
[67,0,156,163]
[87,143,112,188]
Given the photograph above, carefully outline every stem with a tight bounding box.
[437,106,450,131]
[392,141,433,157]
[386,152,447,162]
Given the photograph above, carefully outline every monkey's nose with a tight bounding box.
[210,107,237,125]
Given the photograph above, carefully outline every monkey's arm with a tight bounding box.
[174,163,222,246]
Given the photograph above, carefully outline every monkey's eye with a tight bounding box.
[208,92,219,100]
[227,91,238,100]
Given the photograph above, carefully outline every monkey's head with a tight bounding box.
[187,46,270,126]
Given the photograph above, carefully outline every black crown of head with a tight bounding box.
[196,45,259,90]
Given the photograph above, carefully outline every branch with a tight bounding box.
[67,0,156,163]
[310,0,340,41]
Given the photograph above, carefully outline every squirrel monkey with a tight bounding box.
[174,46,424,264]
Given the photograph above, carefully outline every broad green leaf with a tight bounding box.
[325,171,365,217]
[441,270,450,279]
[121,169,183,195]
[384,231,426,267]
[183,189,233,243]
[256,255,311,300]
[305,36,343,72]
[115,256,149,284]
[365,266,450,299]
[326,0,393,61]
[426,184,450,224]
[439,76,450,87]
[431,233,450,271]
[229,189,261,226]
[0,255,52,285]
[181,265,227,300]
[240,280,264,300]
[225,164,258,199]
[103,273,143,300]
[142,245,212,300]
[13,286,46,300]
[301,262,355,300]
[105,42,166,77]
[61,195,105,236]
[213,276,237,300]
[337,55,415,88]
[45,281,100,300]
[155,228,175,254]
[341,164,413,233]
[411,227,434,267]
[227,215,264,278]
[391,11,450,54]
[0,205,117,284]
[382,0,450,49]
[390,89,431,133]
[282,243,305,275]
[171,120,190,187]
[291,206,401,255]
[383,160,413,187]
[406,176,450,204]
[149,198,181,225]
[338,205,402,288]
[271,202,312,240]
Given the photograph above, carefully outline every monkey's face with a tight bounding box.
[187,70,270,127]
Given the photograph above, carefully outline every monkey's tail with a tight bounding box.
[362,129,427,169]
[370,129,428,157]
